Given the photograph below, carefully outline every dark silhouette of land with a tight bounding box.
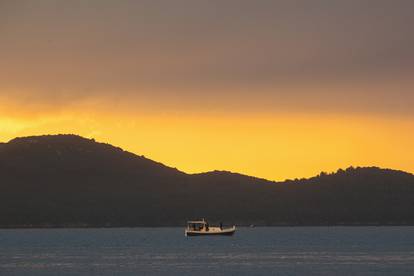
[1,134,413,227]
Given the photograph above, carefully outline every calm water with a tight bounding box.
[1,227,414,275]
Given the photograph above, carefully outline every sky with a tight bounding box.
[1,0,414,180]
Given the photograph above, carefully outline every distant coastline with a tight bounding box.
[3,223,414,229]
[1,135,414,228]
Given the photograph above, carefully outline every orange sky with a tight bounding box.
[1,1,414,180]
[1,98,413,181]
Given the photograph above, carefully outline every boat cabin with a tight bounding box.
[187,219,209,231]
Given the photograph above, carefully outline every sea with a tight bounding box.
[1,227,414,275]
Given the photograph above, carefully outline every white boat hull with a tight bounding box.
[185,226,236,236]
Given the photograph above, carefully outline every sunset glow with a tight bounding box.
[1,98,413,181]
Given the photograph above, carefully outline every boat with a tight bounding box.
[185,219,236,236]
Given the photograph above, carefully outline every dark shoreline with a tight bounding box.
[2,223,414,229]
[2,135,414,231]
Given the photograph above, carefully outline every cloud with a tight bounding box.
[1,0,413,115]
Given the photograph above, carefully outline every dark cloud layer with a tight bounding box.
[1,0,413,115]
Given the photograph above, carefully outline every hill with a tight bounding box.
[0,134,414,227]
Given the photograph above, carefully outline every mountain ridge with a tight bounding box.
[1,134,414,227]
